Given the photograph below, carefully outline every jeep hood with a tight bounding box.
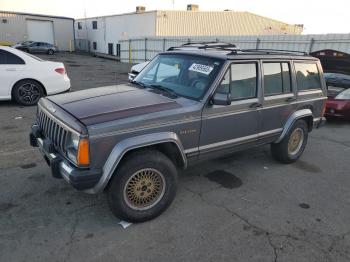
[48,85,181,125]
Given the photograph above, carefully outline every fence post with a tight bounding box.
[308,38,315,54]
[129,39,132,64]
[144,38,147,61]
[256,38,261,49]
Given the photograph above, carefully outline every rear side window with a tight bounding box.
[0,50,25,65]
[295,62,321,91]
[263,62,292,96]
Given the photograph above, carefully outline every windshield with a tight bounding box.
[134,54,224,100]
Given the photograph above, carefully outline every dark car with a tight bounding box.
[30,43,327,222]
[16,41,57,55]
[324,73,350,120]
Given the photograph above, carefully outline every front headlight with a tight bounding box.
[336,88,350,99]
[66,133,90,166]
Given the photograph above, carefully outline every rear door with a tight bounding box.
[0,49,26,98]
[199,61,261,157]
[259,60,295,142]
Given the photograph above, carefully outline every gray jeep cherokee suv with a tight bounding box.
[30,43,327,222]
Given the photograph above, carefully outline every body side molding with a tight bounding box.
[86,132,186,194]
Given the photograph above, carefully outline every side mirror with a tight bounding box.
[128,72,137,82]
[211,93,231,106]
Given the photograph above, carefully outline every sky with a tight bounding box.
[0,0,349,34]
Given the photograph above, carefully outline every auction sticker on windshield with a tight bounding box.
[189,63,214,75]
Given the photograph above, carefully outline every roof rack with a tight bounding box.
[239,49,308,56]
[167,42,308,56]
[167,42,239,52]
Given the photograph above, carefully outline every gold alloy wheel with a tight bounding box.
[288,128,304,156]
[124,168,166,211]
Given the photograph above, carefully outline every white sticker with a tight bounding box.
[189,63,214,75]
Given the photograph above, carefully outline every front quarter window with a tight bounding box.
[135,54,223,100]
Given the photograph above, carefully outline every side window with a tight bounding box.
[230,63,257,100]
[295,62,321,91]
[263,62,292,96]
[0,50,25,65]
[93,42,97,50]
[77,22,82,30]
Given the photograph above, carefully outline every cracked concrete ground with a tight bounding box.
[1,53,350,262]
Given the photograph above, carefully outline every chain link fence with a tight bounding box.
[118,34,350,63]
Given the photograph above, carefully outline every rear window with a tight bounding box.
[295,62,321,91]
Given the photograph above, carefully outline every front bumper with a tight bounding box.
[30,126,102,191]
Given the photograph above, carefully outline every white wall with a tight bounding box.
[75,11,156,55]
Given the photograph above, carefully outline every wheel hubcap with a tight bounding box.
[124,168,165,210]
[18,83,40,104]
[288,128,304,156]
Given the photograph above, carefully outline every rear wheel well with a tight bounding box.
[299,116,313,132]
[11,79,47,98]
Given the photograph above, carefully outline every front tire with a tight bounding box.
[107,150,178,222]
[271,119,309,164]
[12,80,44,106]
[47,49,54,55]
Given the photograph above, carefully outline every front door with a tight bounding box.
[199,61,262,157]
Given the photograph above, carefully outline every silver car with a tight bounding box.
[16,42,57,55]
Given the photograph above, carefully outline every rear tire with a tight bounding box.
[107,150,178,223]
[271,119,308,164]
[12,80,44,106]
[47,49,54,55]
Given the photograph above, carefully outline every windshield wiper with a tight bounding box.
[131,80,147,88]
[149,84,178,98]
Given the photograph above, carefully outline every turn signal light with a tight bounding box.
[77,138,90,166]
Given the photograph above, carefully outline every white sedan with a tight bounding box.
[0,46,70,105]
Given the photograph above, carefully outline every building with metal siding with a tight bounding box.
[75,8,303,55]
[0,10,75,51]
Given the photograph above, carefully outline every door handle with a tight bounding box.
[285,97,296,102]
[6,68,16,71]
[249,102,262,108]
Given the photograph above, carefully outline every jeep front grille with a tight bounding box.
[37,109,69,152]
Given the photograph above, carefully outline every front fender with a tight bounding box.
[274,109,313,144]
[86,132,186,194]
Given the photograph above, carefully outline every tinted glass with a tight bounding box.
[0,50,25,65]
[295,63,321,91]
[231,63,257,100]
[135,54,224,100]
[263,62,291,96]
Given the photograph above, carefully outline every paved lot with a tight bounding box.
[1,53,350,262]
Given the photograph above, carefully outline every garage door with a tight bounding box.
[26,20,54,44]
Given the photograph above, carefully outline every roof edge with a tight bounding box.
[0,10,74,20]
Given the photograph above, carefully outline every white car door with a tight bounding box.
[0,49,26,99]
